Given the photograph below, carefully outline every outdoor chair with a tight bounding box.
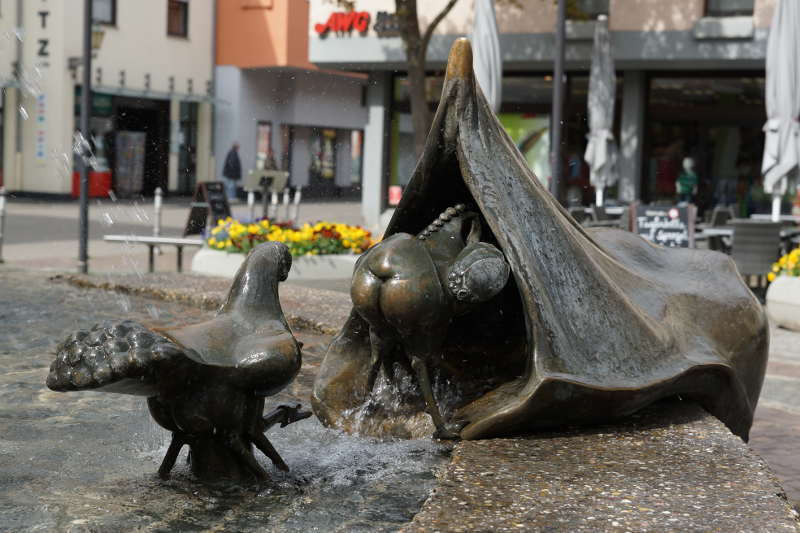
[708,206,734,254]
[568,206,589,225]
[730,220,783,299]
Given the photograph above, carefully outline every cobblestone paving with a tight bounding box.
[750,325,800,508]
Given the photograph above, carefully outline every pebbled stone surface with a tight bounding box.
[402,400,799,532]
[0,270,447,532]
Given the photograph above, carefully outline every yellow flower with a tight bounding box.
[772,263,781,273]
[779,256,788,267]
[216,242,225,249]
[208,237,217,245]
[248,224,259,234]
[767,272,777,282]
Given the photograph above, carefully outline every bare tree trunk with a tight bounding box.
[396,0,459,157]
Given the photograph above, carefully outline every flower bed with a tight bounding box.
[192,217,372,280]
[766,247,800,331]
[207,217,372,256]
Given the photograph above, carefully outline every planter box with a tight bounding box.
[766,275,800,332]
[191,247,358,280]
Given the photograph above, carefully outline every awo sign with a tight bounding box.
[314,10,402,37]
[314,11,371,36]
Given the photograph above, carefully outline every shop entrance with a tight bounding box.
[114,96,170,196]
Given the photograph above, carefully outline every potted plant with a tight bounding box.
[765,247,800,331]
[192,217,373,280]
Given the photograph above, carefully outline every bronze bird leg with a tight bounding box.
[224,431,270,481]
[409,354,461,440]
[249,432,289,472]
[158,432,188,480]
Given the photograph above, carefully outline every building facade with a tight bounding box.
[1,0,214,197]
[214,0,367,201]
[308,0,778,229]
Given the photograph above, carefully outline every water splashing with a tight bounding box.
[72,131,98,169]
[18,105,28,120]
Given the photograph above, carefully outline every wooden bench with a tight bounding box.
[103,235,204,273]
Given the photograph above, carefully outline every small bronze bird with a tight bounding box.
[47,242,310,482]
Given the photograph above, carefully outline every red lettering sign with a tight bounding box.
[314,11,370,36]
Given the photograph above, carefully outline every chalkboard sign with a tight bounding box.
[632,204,697,248]
[183,181,232,236]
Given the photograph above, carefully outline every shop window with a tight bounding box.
[167,0,189,37]
[93,0,116,25]
[705,0,754,17]
[645,76,765,215]
[567,0,609,20]
[256,122,275,170]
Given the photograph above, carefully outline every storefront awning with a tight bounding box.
[93,85,230,106]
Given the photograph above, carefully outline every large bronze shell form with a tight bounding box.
[312,39,768,441]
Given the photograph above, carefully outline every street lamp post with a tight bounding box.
[78,0,92,274]
[550,0,566,201]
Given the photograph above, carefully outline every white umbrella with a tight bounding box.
[762,0,800,221]
[584,14,618,207]
[472,0,502,112]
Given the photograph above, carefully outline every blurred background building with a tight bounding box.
[308,0,777,228]
[0,0,215,197]
[0,0,784,232]
[214,0,367,201]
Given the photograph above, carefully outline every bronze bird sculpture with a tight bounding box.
[47,242,310,482]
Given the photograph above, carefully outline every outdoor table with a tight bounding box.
[749,214,800,223]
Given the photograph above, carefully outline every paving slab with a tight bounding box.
[403,401,799,533]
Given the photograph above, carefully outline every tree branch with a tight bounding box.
[421,0,459,57]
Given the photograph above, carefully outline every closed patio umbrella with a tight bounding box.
[472,0,502,112]
[762,0,800,221]
[584,14,618,207]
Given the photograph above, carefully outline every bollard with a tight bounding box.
[0,186,6,263]
[289,187,302,225]
[282,188,291,223]
[247,190,256,221]
[153,187,163,256]
[269,190,279,221]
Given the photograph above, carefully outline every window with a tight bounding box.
[706,0,754,17]
[93,0,116,25]
[567,0,609,20]
[167,0,189,37]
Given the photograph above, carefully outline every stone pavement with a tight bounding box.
[750,324,800,506]
[1,197,364,273]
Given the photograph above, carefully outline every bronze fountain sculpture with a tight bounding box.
[46,39,769,485]
[312,38,768,442]
[47,242,310,482]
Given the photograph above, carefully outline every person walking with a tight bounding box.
[222,142,242,201]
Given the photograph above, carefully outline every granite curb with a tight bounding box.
[51,272,353,336]
[403,401,800,533]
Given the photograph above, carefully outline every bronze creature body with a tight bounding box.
[312,39,769,442]
[47,242,311,482]
[351,204,510,438]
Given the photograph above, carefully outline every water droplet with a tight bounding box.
[18,106,27,120]
[102,212,114,226]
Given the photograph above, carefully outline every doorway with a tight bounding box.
[114,96,170,196]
